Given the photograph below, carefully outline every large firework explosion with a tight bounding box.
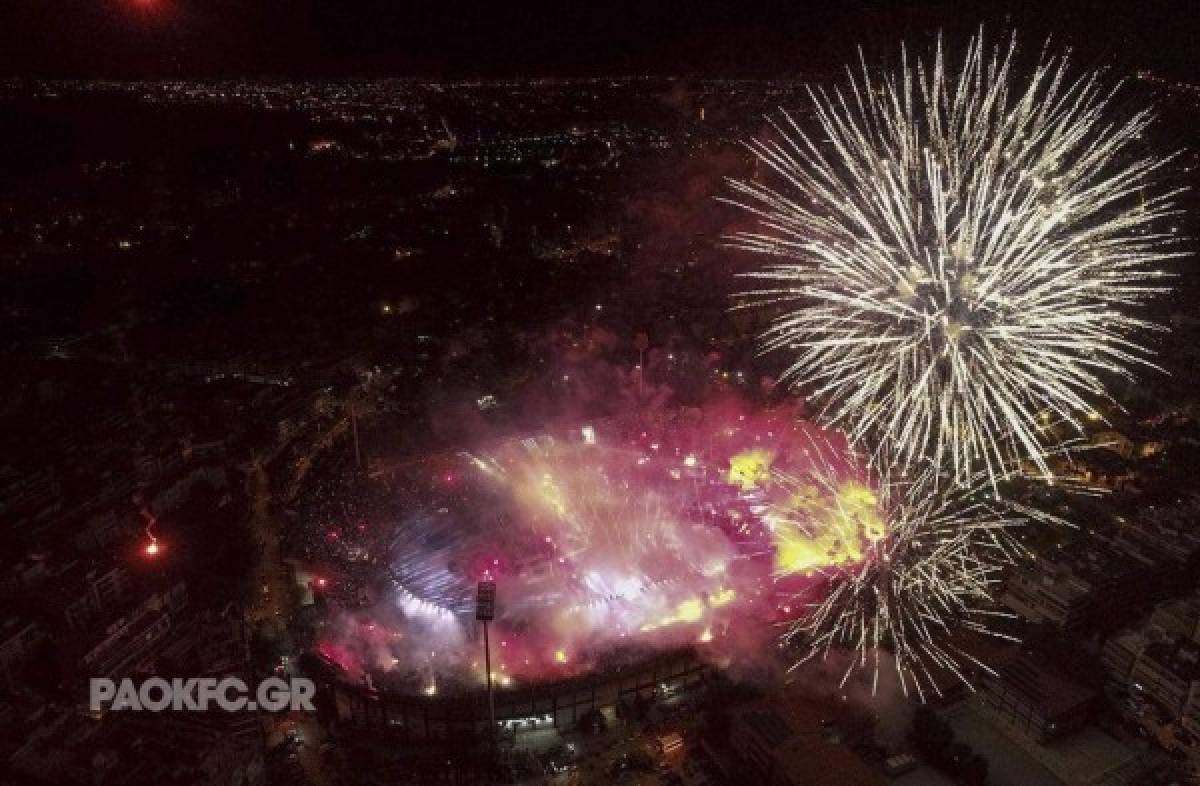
[773,466,1031,700]
[726,32,1184,488]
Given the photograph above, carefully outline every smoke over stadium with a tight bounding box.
[304,398,886,695]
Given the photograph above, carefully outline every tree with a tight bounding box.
[962,753,989,786]
[947,742,973,771]
[910,706,955,764]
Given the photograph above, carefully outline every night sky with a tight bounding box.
[1,0,1197,80]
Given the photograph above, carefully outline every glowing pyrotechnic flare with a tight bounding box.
[747,430,888,577]
[726,32,1184,488]
[727,449,774,490]
[136,499,162,558]
[769,476,885,576]
[709,588,737,608]
[674,598,705,623]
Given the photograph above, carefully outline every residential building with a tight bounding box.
[978,652,1097,742]
[729,700,884,786]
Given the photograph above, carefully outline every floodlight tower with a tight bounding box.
[476,577,497,739]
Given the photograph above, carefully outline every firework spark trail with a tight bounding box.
[778,464,1035,698]
[726,32,1185,488]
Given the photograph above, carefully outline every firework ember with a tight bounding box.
[726,32,1184,487]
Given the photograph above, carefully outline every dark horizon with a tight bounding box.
[2,0,1199,81]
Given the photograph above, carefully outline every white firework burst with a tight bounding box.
[727,32,1185,487]
[781,472,1031,700]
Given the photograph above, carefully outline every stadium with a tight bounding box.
[290,397,888,723]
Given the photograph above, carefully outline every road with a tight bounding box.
[246,458,291,625]
[245,400,362,786]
